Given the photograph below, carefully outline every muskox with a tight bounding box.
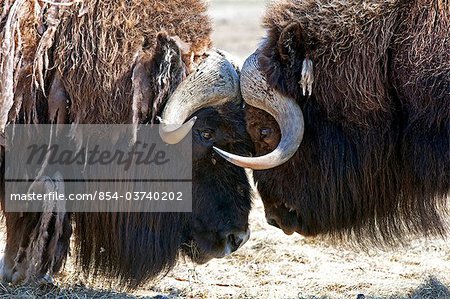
[0,0,252,287]
[216,0,449,243]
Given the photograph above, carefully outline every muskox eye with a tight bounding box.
[201,131,213,140]
[260,128,272,139]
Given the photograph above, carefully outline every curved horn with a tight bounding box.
[213,52,304,170]
[159,51,240,144]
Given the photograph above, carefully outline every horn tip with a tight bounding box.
[213,146,232,162]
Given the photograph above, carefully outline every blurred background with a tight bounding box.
[209,0,268,60]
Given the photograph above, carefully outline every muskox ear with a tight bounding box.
[149,32,190,123]
[260,22,311,96]
[277,22,307,66]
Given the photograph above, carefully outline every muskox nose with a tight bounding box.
[224,229,250,255]
[266,217,281,229]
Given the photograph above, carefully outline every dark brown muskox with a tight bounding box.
[0,0,252,287]
[216,0,449,243]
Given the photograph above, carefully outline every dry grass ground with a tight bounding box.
[133,199,450,299]
[1,200,449,298]
[1,1,449,298]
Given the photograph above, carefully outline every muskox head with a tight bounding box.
[154,41,253,264]
[214,3,449,242]
[211,21,390,238]
[213,20,389,239]
[69,42,255,287]
[211,37,308,235]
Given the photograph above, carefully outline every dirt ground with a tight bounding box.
[1,1,449,298]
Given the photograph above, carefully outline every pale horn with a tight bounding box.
[159,51,240,144]
[213,52,305,170]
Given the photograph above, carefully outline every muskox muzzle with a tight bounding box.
[185,227,251,264]
[212,52,305,170]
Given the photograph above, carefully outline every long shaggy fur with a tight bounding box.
[0,0,37,130]
[253,0,449,243]
[1,0,211,126]
[74,212,188,288]
[53,0,211,124]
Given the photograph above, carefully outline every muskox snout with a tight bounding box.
[187,227,250,264]
[265,204,299,235]
[266,217,281,229]
[223,229,250,255]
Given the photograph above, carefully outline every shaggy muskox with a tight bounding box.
[0,0,252,287]
[216,0,449,243]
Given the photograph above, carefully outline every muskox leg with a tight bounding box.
[1,174,71,283]
[48,211,71,275]
[1,73,71,283]
[44,76,72,276]
[36,210,72,280]
[1,212,40,283]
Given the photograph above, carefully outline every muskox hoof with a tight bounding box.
[0,254,8,282]
[0,250,27,284]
